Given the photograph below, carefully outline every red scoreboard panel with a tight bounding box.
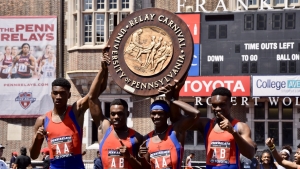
[176,13,200,43]
[200,10,300,76]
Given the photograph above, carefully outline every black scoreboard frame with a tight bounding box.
[200,9,300,76]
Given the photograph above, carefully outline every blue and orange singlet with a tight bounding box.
[146,125,183,169]
[204,119,240,169]
[44,106,84,169]
[99,126,138,169]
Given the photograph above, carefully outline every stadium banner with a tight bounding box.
[252,76,300,96]
[0,16,57,118]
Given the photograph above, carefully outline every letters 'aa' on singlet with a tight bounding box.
[44,106,85,169]
[145,125,183,169]
[99,126,138,169]
[204,119,240,169]
[17,54,31,77]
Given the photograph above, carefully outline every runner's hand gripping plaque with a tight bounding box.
[108,8,193,96]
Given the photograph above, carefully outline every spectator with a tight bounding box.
[0,157,8,169]
[240,146,259,169]
[257,149,277,169]
[9,152,17,168]
[13,147,32,169]
[94,150,102,169]
[41,148,50,169]
[274,145,292,169]
[255,155,260,162]
[0,157,5,162]
[0,144,4,158]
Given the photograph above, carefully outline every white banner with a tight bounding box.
[0,16,57,117]
[252,76,300,96]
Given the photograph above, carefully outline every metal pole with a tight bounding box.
[59,0,64,78]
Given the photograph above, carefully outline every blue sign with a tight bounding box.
[188,44,200,76]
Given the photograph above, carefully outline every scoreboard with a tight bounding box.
[200,10,300,76]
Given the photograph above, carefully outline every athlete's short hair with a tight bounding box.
[52,78,71,91]
[297,143,300,149]
[211,87,232,98]
[190,153,195,155]
[110,99,128,111]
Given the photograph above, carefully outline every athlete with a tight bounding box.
[169,87,255,169]
[266,138,300,169]
[38,49,56,79]
[29,53,108,169]
[138,76,200,169]
[185,153,195,169]
[9,43,36,78]
[0,46,15,79]
[11,46,19,57]
[36,44,55,75]
[89,46,143,169]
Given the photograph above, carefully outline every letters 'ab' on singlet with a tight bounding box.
[99,126,138,169]
[145,125,183,169]
[44,106,85,169]
[204,119,240,169]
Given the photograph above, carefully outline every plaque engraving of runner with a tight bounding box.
[108,8,193,96]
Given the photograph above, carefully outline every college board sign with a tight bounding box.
[108,8,193,96]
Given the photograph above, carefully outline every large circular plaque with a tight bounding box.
[108,8,194,96]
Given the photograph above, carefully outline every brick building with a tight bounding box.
[1,0,300,165]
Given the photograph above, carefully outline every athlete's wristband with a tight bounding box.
[269,144,275,151]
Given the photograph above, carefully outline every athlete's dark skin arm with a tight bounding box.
[233,123,255,159]
[29,115,46,159]
[158,78,200,145]
[87,47,109,127]
[162,74,209,134]
[73,47,109,129]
